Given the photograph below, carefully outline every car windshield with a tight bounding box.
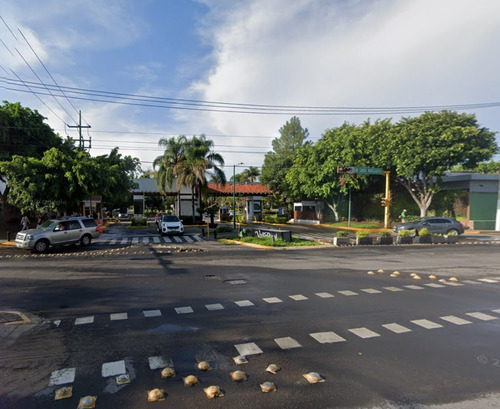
[40,220,58,230]
[162,215,180,222]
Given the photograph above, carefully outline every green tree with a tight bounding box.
[388,111,497,216]
[153,135,188,216]
[261,116,309,211]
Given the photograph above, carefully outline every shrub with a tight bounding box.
[336,230,349,237]
[355,230,370,238]
[216,225,233,233]
[130,217,147,226]
[419,228,431,236]
[398,229,414,237]
[378,230,392,238]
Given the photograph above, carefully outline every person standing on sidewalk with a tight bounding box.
[399,209,407,223]
[20,215,30,230]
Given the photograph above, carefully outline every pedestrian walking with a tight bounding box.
[399,209,407,223]
[20,215,30,231]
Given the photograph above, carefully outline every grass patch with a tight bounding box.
[328,220,383,229]
[240,236,321,247]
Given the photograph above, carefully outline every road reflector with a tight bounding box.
[260,381,276,392]
[197,361,211,371]
[77,396,97,408]
[231,370,247,382]
[266,364,280,374]
[183,375,198,386]
[303,372,325,384]
[233,355,248,364]
[54,386,72,400]
[147,389,165,402]
[204,385,224,399]
[161,367,175,378]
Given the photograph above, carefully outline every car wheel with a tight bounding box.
[34,239,49,253]
[80,234,92,246]
[447,229,460,236]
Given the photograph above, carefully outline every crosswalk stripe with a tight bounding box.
[274,337,302,349]
[234,342,263,356]
[424,283,446,288]
[338,290,358,296]
[348,327,381,338]
[184,235,194,243]
[163,236,172,243]
[263,297,283,304]
[143,237,149,243]
[143,310,162,318]
[411,319,443,329]
[132,237,139,244]
[49,368,76,386]
[109,239,117,245]
[361,288,382,294]
[192,235,203,241]
[75,316,94,325]
[383,286,404,292]
[289,294,308,301]
[315,292,335,298]
[491,309,500,314]
[440,315,472,325]
[175,306,194,314]
[173,236,183,243]
[153,237,160,243]
[206,303,224,311]
[462,280,482,285]
[443,282,464,286]
[404,285,424,290]
[382,323,412,333]
[477,278,499,283]
[310,331,346,343]
[110,312,128,321]
[120,238,128,244]
[148,356,172,370]
[235,300,254,307]
[102,360,126,377]
[465,312,498,321]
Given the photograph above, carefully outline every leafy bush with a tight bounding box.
[398,229,414,237]
[264,215,288,224]
[336,230,349,237]
[216,225,233,233]
[418,228,431,236]
[130,217,147,226]
[355,230,370,238]
[378,230,392,238]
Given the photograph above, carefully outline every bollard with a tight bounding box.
[214,230,217,239]
[201,228,205,237]
[7,231,11,241]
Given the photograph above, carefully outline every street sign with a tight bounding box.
[338,166,383,175]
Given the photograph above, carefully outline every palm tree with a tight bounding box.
[243,166,260,183]
[152,135,187,217]
[184,135,226,222]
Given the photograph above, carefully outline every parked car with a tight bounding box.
[15,216,100,253]
[158,215,184,236]
[393,217,464,236]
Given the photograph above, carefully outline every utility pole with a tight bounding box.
[67,110,91,150]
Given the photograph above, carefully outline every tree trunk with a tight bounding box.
[326,202,339,222]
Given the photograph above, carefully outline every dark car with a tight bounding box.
[393,217,464,236]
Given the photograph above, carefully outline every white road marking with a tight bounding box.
[132,237,139,244]
[148,356,172,370]
[192,235,203,241]
[102,360,126,377]
[184,235,194,243]
[49,368,76,386]
[235,342,263,356]
[143,310,162,318]
[383,286,404,292]
[382,323,412,333]
[53,320,61,327]
[349,327,381,339]
[404,285,424,290]
[338,290,358,296]
[153,237,160,243]
[443,282,464,286]
[465,312,498,321]
[109,239,117,245]
[411,319,443,329]
[173,236,183,243]
[491,309,500,314]
[478,278,499,283]
[143,237,149,243]
[289,294,308,301]
[274,337,302,349]
[75,316,94,325]
[163,236,172,243]
[120,238,128,245]
[462,280,482,285]
[310,331,346,343]
[206,303,224,311]
[315,292,335,298]
[424,283,446,288]
[361,288,382,294]
[110,313,128,321]
[175,306,194,314]
[235,300,254,307]
[263,297,283,304]
[440,315,472,325]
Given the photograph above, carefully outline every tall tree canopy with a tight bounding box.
[261,116,309,210]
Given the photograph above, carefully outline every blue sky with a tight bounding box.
[1,0,500,176]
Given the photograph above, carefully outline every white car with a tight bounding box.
[158,215,184,236]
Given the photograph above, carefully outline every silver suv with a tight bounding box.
[15,216,100,253]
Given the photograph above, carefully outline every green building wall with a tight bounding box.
[469,192,497,230]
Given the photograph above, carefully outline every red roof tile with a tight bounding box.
[208,183,272,196]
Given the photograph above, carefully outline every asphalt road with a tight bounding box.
[1,223,500,408]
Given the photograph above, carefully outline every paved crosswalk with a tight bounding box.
[97,234,204,246]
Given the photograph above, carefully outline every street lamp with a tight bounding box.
[233,162,243,230]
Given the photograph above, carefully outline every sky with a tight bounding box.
[1,0,500,178]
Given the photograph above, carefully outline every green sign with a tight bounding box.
[353,167,383,175]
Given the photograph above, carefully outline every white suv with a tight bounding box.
[15,216,100,253]
[158,215,184,236]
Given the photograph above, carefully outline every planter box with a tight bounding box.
[396,236,413,245]
[333,237,351,246]
[431,236,447,244]
[356,237,374,245]
[445,235,459,243]
[376,236,393,245]
[250,227,292,242]
[415,236,432,244]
